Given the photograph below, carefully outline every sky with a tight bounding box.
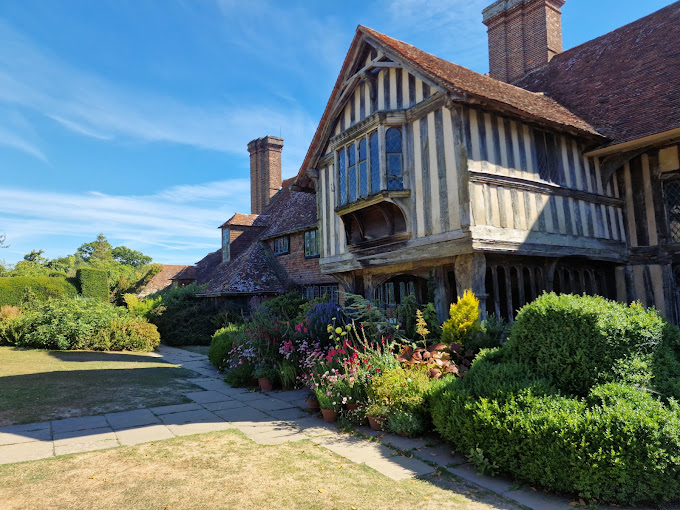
[0,0,674,265]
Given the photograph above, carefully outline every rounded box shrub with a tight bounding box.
[209,323,244,371]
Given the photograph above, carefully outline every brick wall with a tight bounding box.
[248,136,283,215]
[269,231,336,286]
[483,0,564,83]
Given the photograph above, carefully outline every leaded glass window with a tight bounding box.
[386,127,403,190]
[273,236,289,255]
[338,149,347,205]
[221,227,230,263]
[358,138,368,198]
[369,131,379,194]
[534,129,563,185]
[304,229,319,257]
[666,180,680,242]
[348,143,357,202]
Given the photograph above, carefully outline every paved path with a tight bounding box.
[0,345,575,509]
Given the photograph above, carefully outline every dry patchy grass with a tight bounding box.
[0,347,201,426]
[0,430,523,510]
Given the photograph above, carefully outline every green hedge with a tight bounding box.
[0,276,78,306]
[209,324,244,371]
[76,268,109,301]
[0,297,159,351]
[429,294,680,505]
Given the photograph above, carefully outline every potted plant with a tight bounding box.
[252,366,278,392]
[365,402,389,431]
[314,387,341,422]
[305,390,320,411]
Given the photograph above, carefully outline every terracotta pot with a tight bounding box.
[306,397,320,411]
[367,415,385,431]
[345,403,360,411]
[321,408,338,423]
[258,377,273,392]
[249,377,259,387]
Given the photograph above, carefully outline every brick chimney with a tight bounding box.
[483,0,565,83]
[247,136,283,215]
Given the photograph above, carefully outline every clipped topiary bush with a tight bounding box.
[76,268,109,301]
[429,293,680,506]
[508,292,675,396]
[0,276,78,306]
[209,323,244,371]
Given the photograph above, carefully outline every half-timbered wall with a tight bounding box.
[464,107,626,245]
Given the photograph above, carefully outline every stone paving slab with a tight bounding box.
[229,391,270,402]
[115,424,175,446]
[201,400,248,412]
[288,417,337,437]
[501,487,574,510]
[449,463,515,495]
[0,422,51,446]
[271,389,310,402]
[264,407,308,420]
[52,415,109,434]
[183,390,234,404]
[105,409,160,431]
[149,403,203,415]
[212,406,270,424]
[246,397,297,412]
[0,441,54,464]
[158,409,224,426]
[186,378,233,392]
[413,444,465,467]
[378,434,427,452]
[53,428,119,456]
[165,421,232,437]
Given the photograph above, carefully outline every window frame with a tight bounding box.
[221,227,230,263]
[272,235,290,256]
[304,229,320,258]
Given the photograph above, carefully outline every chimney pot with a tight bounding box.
[247,136,283,215]
[483,0,565,83]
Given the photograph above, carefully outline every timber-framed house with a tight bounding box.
[296,0,680,322]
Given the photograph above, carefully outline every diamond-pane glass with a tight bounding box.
[348,143,357,202]
[386,127,403,190]
[370,131,380,193]
[666,181,680,242]
[338,149,347,205]
[359,138,368,197]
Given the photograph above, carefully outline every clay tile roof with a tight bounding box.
[219,213,267,229]
[194,187,317,297]
[359,26,599,136]
[281,176,296,189]
[296,25,601,186]
[138,264,192,297]
[170,266,196,280]
[515,2,680,147]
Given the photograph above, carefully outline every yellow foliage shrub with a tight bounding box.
[441,290,482,346]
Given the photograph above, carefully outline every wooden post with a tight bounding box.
[431,266,449,323]
[363,274,376,301]
[454,253,487,315]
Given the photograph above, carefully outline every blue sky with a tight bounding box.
[0,0,673,265]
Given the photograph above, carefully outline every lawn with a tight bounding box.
[0,429,522,510]
[0,347,202,426]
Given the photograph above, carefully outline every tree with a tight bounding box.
[77,234,112,262]
[24,249,48,264]
[112,246,152,268]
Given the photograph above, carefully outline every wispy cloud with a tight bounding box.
[0,18,317,175]
[381,0,489,71]
[0,179,252,264]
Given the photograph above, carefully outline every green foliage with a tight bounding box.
[208,323,244,371]
[124,293,164,319]
[278,359,297,389]
[386,409,429,437]
[111,246,152,267]
[314,386,342,411]
[224,361,255,387]
[260,290,307,321]
[148,283,223,346]
[0,297,159,351]
[252,365,279,381]
[76,268,109,302]
[0,276,78,306]
[508,292,675,396]
[77,234,113,262]
[396,294,418,339]
[431,381,680,505]
[421,302,441,339]
[441,290,482,347]
[429,294,680,506]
